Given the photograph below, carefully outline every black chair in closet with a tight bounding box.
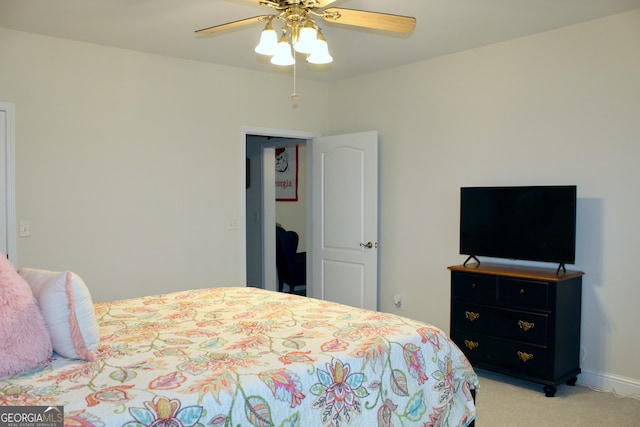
[275,225,307,295]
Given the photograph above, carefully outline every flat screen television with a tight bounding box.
[459,185,577,269]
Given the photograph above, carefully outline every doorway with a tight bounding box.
[242,128,379,310]
[243,127,317,293]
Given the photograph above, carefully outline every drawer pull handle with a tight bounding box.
[471,283,477,289]
[517,351,534,363]
[464,340,479,350]
[518,320,535,332]
[519,289,525,295]
[465,311,480,322]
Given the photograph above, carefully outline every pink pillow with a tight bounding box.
[0,254,53,377]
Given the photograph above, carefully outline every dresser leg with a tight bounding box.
[566,376,578,386]
[543,385,557,397]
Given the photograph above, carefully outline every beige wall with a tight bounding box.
[328,10,640,394]
[0,27,329,302]
[1,9,639,395]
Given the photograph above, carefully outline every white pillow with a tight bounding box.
[18,268,99,361]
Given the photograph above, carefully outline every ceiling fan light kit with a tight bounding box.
[196,0,416,68]
[195,1,415,96]
[259,16,333,65]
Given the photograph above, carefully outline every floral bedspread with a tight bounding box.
[0,287,478,426]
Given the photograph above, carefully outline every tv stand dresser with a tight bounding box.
[448,263,583,397]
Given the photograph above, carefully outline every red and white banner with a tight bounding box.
[275,145,298,201]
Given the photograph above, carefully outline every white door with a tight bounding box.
[310,131,378,310]
[1,102,16,263]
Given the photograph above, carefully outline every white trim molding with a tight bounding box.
[578,369,640,399]
[1,102,16,265]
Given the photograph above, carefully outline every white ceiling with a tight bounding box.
[1,0,639,83]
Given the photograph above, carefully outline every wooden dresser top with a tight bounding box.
[448,263,584,282]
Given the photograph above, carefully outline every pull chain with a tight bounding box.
[291,56,299,102]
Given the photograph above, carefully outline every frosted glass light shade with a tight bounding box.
[307,36,332,64]
[271,37,295,66]
[294,24,317,54]
[255,23,278,56]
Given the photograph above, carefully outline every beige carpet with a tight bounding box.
[473,369,640,426]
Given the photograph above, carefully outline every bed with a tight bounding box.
[1,286,478,426]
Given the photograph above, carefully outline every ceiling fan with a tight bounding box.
[195,0,416,66]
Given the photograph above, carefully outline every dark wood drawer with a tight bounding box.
[449,263,583,396]
[451,302,493,332]
[451,331,550,378]
[451,302,549,345]
[451,272,496,302]
[498,277,549,310]
[450,330,494,362]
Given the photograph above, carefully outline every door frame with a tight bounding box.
[241,126,320,291]
[1,102,16,264]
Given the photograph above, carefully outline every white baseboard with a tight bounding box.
[578,369,640,399]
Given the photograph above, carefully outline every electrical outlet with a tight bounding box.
[393,294,402,308]
[19,220,31,237]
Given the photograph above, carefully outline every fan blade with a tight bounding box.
[323,8,416,33]
[195,15,270,35]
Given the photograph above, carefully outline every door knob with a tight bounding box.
[360,242,375,249]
